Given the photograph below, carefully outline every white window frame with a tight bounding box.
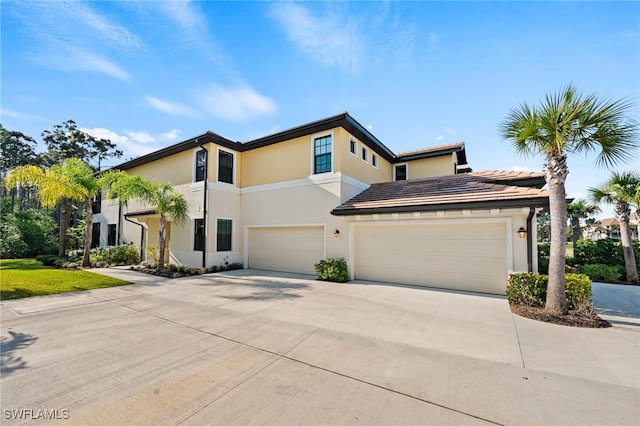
[309,131,334,175]
[361,146,368,163]
[349,139,358,156]
[371,153,378,169]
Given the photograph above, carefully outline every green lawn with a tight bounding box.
[0,258,131,300]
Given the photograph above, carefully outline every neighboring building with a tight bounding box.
[583,217,639,240]
[95,112,549,294]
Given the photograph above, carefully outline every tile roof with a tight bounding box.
[332,171,549,216]
[396,142,464,157]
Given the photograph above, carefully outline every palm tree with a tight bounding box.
[566,199,601,248]
[589,171,640,283]
[102,173,188,271]
[501,85,638,313]
[5,158,101,267]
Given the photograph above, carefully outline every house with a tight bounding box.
[583,217,639,240]
[95,112,549,295]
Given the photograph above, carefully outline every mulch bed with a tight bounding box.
[510,303,611,328]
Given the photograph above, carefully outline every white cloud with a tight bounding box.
[160,129,182,141]
[508,165,534,172]
[146,96,197,117]
[68,47,131,81]
[126,131,156,144]
[268,2,364,73]
[434,135,445,141]
[197,84,278,122]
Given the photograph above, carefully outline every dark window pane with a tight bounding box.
[195,150,206,182]
[218,151,234,184]
[108,224,117,246]
[92,192,101,213]
[395,165,407,181]
[91,223,100,248]
[350,140,356,154]
[194,219,205,251]
[217,219,232,252]
[314,136,332,174]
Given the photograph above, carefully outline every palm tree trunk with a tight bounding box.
[58,199,71,256]
[616,203,638,283]
[82,197,93,268]
[544,154,568,314]
[571,217,581,248]
[158,215,166,271]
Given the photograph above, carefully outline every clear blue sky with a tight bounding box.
[2,1,639,218]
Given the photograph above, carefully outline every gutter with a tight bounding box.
[199,143,208,269]
[124,215,145,262]
[526,207,536,273]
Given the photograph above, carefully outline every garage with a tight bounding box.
[247,226,325,274]
[353,221,509,294]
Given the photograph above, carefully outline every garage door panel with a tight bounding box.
[354,222,508,294]
[248,226,324,275]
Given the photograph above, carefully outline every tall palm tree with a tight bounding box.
[501,85,638,313]
[102,173,188,271]
[566,199,601,247]
[5,158,101,267]
[589,171,640,283]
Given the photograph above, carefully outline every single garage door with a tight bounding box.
[354,222,508,294]
[248,226,324,274]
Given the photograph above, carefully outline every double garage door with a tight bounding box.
[247,226,324,275]
[354,222,508,294]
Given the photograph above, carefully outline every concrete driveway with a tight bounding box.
[1,269,638,425]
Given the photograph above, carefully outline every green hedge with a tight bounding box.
[577,264,625,282]
[574,239,640,280]
[314,258,349,283]
[507,272,592,309]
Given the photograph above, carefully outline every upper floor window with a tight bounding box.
[195,150,206,182]
[395,164,407,181]
[349,139,357,155]
[314,135,332,174]
[372,153,378,168]
[92,192,102,213]
[218,150,234,184]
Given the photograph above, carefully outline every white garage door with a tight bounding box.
[354,222,508,294]
[248,226,324,274]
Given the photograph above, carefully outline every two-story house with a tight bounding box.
[95,112,549,294]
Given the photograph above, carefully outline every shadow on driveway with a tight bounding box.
[1,330,38,375]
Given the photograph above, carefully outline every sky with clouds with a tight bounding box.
[2,1,639,218]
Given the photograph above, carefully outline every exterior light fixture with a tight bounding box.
[518,227,527,238]
[334,229,340,237]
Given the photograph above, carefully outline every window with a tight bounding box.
[194,219,205,251]
[195,150,206,182]
[218,150,234,184]
[92,192,101,214]
[361,146,368,162]
[314,135,332,174]
[217,219,232,252]
[91,223,100,249]
[372,153,378,168]
[349,139,356,155]
[395,164,407,181]
[108,224,117,246]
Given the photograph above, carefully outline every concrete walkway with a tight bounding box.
[1,268,638,425]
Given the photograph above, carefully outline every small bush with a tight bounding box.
[507,272,592,310]
[314,258,349,283]
[35,254,67,267]
[94,244,140,266]
[578,264,624,283]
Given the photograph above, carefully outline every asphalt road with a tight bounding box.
[592,282,640,320]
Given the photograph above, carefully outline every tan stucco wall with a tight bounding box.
[126,149,195,185]
[240,136,312,187]
[334,128,393,184]
[405,153,456,179]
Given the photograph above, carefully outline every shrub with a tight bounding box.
[507,272,592,310]
[94,244,140,266]
[314,257,349,283]
[577,264,624,283]
[573,239,639,281]
[35,254,67,266]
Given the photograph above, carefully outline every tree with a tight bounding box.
[39,120,122,254]
[566,199,601,247]
[589,171,640,283]
[102,173,188,271]
[0,125,39,211]
[501,85,638,313]
[5,158,101,266]
[40,120,122,170]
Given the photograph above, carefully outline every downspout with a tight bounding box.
[117,202,122,245]
[125,215,145,262]
[199,143,208,269]
[526,207,536,273]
